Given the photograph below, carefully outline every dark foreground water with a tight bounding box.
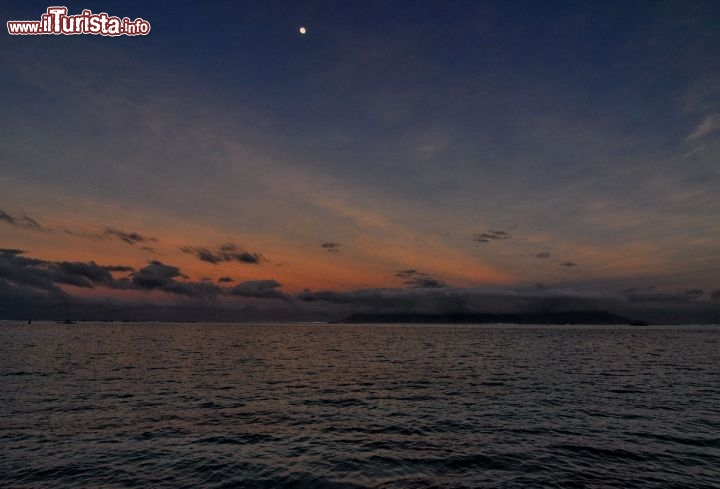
[1,322,719,488]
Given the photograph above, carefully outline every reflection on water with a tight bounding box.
[1,322,719,488]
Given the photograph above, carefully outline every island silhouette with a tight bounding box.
[341,311,648,325]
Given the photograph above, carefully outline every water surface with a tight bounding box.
[1,322,719,488]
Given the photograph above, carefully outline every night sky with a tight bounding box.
[1,1,719,322]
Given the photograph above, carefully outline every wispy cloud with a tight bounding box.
[63,226,157,245]
[321,242,341,253]
[0,209,44,231]
[180,243,265,265]
[686,114,719,142]
[473,230,510,244]
[395,269,447,289]
[100,227,157,245]
[230,279,289,300]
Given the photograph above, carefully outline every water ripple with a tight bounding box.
[1,322,719,488]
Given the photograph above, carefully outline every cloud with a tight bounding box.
[473,230,510,243]
[1,248,720,323]
[103,265,135,272]
[625,288,704,304]
[298,288,418,309]
[180,242,264,264]
[0,249,132,294]
[395,269,447,288]
[534,251,551,259]
[0,251,64,294]
[124,262,287,300]
[0,250,213,299]
[130,261,185,288]
[297,286,624,317]
[321,242,341,253]
[0,249,291,305]
[683,288,704,300]
[100,227,156,245]
[295,285,720,324]
[127,261,220,298]
[54,261,119,288]
[0,209,44,231]
[229,279,289,300]
[63,226,156,246]
[686,114,719,142]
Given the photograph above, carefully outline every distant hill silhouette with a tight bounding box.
[341,310,641,325]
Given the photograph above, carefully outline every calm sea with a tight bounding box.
[1,322,719,488]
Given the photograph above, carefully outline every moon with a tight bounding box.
[299,26,307,35]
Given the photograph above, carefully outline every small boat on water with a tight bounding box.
[56,319,77,325]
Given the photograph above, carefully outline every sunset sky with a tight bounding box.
[1,1,719,321]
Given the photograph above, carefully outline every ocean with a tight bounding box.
[1,322,719,488]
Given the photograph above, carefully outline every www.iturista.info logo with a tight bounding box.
[7,7,151,36]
